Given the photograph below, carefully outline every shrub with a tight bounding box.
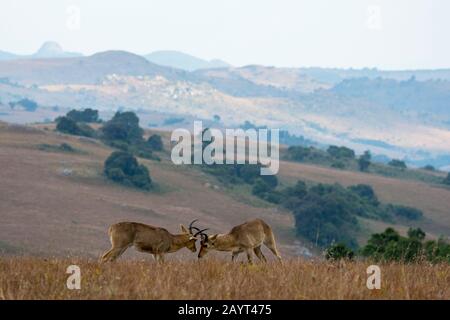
[388,159,407,169]
[325,243,355,261]
[331,161,346,169]
[361,228,426,262]
[56,116,95,137]
[147,134,163,151]
[104,151,152,190]
[348,184,379,206]
[388,204,423,220]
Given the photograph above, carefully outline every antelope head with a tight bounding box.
[180,220,208,253]
[198,233,219,259]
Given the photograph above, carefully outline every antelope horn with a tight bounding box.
[200,233,208,242]
[193,228,209,238]
[188,219,199,234]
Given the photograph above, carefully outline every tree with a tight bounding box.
[67,108,100,123]
[147,134,163,151]
[443,173,450,185]
[101,111,144,144]
[361,227,429,262]
[56,116,95,137]
[327,145,355,159]
[388,159,407,169]
[358,151,371,172]
[104,151,152,190]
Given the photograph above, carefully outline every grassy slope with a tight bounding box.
[0,121,449,259]
[278,161,450,239]
[0,122,295,258]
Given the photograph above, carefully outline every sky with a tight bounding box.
[0,0,448,69]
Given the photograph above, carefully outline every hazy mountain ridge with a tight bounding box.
[145,50,230,71]
[0,42,82,61]
[1,47,450,168]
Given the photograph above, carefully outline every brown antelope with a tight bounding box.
[101,220,207,263]
[197,219,282,264]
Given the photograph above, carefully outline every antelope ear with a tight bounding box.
[180,224,189,233]
[210,234,218,241]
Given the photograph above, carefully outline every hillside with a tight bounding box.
[0,122,295,258]
[1,51,450,168]
[0,51,186,85]
[1,121,449,258]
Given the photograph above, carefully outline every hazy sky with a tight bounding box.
[1,0,448,69]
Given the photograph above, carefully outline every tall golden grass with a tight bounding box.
[0,258,448,300]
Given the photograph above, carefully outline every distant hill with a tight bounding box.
[0,51,19,61]
[0,42,82,61]
[0,50,187,85]
[145,50,230,71]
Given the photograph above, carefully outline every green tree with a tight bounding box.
[101,111,144,144]
[325,243,354,261]
[327,145,355,159]
[67,108,100,123]
[388,159,407,169]
[147,134,163,151]
[358,150,371,172]
[56,116,95,137]
[104,151,152,190]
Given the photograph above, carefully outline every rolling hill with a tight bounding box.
[0,121,449,259]
[0,48,450,169]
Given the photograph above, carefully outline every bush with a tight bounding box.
[360,227,450,263]
[388,204,423,220]
[327,145,355,159]
[56,116,95,137]
[388,159,407,169]
[443,173,450,185]
[104,151,152,190]
[325,243,355,261]
[348,184,379,206]
[147,134,163,151]
[331,161,346,169]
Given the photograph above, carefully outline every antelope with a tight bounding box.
[100,220,207,263]
[197,219,282,264]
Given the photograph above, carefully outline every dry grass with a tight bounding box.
[0,258,448,300]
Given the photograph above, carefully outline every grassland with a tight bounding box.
[0,257,448,300]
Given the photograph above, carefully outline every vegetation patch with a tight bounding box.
[37,143,84,154]
[361,227,450,263]
[104,151,153,190]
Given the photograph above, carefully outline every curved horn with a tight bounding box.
[188,219,199,234]
[193,228,209,238]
